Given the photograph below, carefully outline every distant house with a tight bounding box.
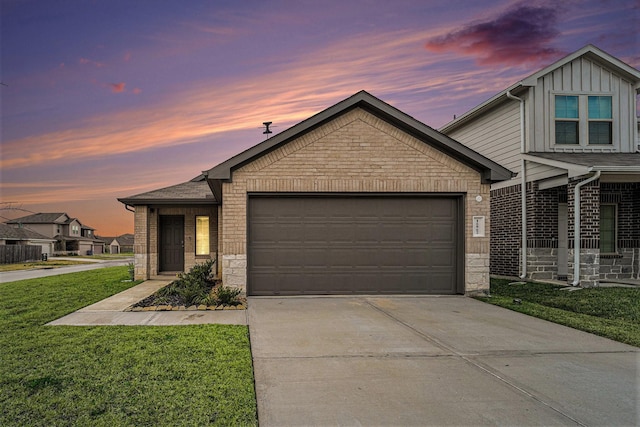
[5,212,104,256]
[440,45,640,287]
[99,234,134,254]
[0,223,56,255]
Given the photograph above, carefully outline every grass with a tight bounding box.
[0,267,258,426]
[477,278,640,347]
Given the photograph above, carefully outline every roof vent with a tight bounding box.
[262,121,273,138]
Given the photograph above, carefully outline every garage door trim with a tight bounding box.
[247,192,465,296]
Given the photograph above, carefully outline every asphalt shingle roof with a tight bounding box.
[529,152,640,168]
[118,178,216,205]
[0,223,54,240]
[6,213,68,224]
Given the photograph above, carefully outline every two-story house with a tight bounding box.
[440,45,640,287]
[6,213,105,255]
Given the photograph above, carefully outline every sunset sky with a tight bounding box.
[1,0,638,236]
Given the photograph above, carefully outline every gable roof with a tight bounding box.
[118,176,216,205]
[114,234,135,246]
[440,45,640,133]
[6,213,69,224]
[204,90,513,184]
[0,223,55,241]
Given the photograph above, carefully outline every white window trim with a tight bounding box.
[551,92,616,149]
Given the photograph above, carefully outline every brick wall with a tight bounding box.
[567,178,600,248]
[221,107,491,294]
[599,182,640,280]
[490,184,521,276]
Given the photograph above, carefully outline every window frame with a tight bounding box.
[551,92,615,148]
[195,215,210,256]
[599,203,617,254]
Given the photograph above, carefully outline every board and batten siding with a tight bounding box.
[528,56,637,153]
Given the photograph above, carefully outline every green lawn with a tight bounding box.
[477,278,640,347]
[0,267,258,426]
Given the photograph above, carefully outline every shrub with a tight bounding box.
[215,284,242,306]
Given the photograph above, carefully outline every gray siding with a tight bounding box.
[447,101,521,172]
[529,56,637,152]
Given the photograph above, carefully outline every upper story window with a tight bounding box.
[555,95,579,144]
[72,225,79,235]
[587,96,612,144]
[554,94,612,146]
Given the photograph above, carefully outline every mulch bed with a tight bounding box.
[128,281,247,311]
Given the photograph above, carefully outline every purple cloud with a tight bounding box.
[425,3,562,66]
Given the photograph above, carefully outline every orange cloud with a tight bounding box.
[123,51,132,62]
[132,87,142,94]
[110,82,126,93]
[1,27,517,172]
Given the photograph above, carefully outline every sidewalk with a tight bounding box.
[47,279,248,326]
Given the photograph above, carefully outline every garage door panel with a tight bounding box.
[248,196,460,295]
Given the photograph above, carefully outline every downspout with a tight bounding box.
[572,170,601,286]
[507,90,527,279]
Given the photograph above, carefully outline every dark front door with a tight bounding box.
[160,215,184,272]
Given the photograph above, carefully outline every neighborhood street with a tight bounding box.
[0,257,133,283]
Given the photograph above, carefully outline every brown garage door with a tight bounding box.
[247,195,462,295]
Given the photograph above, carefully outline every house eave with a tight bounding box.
[117,198,219,206]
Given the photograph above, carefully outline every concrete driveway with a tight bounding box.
[248,296,638,426]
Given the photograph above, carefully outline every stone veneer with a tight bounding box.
[219,108,491,294]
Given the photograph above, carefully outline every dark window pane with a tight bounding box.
[556,121,578,144]
[589,122,612,144]
[600,205,616,253]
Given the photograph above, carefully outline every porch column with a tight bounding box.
[134,206,150,280]
[567,177,600,287]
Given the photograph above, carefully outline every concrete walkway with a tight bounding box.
[248,296,639,426]
[47,279,247,326]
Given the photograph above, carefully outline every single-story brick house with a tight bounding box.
[119,91,512,295]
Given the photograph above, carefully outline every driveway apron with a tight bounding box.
[248,296,638,426]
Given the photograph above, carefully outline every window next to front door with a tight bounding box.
[600,204,617,253]
[195,216,209,256]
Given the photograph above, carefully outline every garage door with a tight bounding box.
[247,195,462,295]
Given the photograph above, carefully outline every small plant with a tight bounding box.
[215,284,242,306]
[127,263,135,281]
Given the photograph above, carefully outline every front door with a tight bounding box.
[160,215,184,272]
[558,203,568,279]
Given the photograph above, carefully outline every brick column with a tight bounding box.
[567,178,600,287]
[134,206,149,280]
